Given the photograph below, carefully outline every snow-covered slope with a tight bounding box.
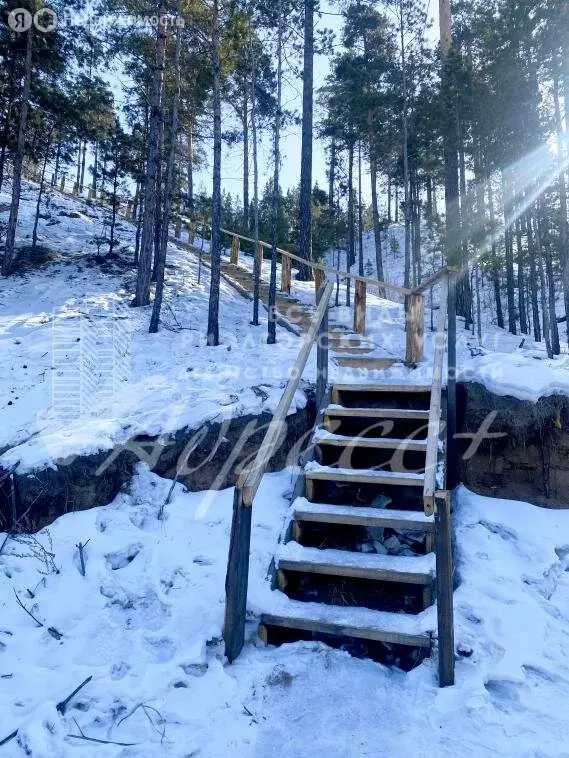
[1,468,569,756]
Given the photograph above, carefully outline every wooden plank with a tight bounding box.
[261,611,431,648]
[333,357,398,369]
[279,556,433,585]
[436,490,455,686]
[423,275,448,516]
[293,503,436,532]
[305,468,424,488]
[223,487,252,663]
[332,383,431,394]
[281,252,291,293]
[405,293,425,365]
[353,279,367,334]
[240,281,334,506]
[325,407,429,420]
[412,266,450,294]
[315,435,427,451]
[230,235,240,264]
[256,241,264,277]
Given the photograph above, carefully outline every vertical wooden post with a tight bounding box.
[447,269,458,489]
[59,177,65,192]
[314,268,325,302]
[281,253,291,293]
[316,284,329,411]
[223,486,252,663]
[405,293,425,364]
[353,279,367,334]
[230,235,240,264]
[436,490,455,687]
[126,201,133,219]
[72,183,79,196]
[174,215,182,238]
[256,242,264,277]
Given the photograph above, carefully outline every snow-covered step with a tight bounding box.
[333,356,399,370]
[305,462,425,488]
[260,598,432,648]
[332,384,432,395]
[314,428,428,451]
[292,498,436,533]
[277,542,435,585]
[324,405,430,421]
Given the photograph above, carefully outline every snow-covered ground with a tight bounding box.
[1,466,569,756]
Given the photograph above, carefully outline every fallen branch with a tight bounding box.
[67,718,138,747]
[0,676,93,747]
[75,540,90,577]
[13,589,43,627]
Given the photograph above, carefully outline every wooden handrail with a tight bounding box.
[174,214,411,297]
[423,273,449,517]
[224,280,334,662]
[412,265,459,295]
[240,281,334,506]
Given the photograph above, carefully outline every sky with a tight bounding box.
[192,0,440,209]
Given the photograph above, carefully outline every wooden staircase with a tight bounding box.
[259,384,439,667]
[223,269,457,687]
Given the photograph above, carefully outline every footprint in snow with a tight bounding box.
[105,544,143,571]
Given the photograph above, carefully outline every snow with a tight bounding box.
[0,181,307,474]
[2,466,569,756]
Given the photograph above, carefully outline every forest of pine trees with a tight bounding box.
[2,0,569,351]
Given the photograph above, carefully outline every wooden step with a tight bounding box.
[314,429,428,451]
[260,598,432,648]
[305,463,424,488]
[277,542,435,585]
[292,498,436,532]
[330,346,374,355]
[325,405,429,421]
[333,384,432,394]
[333,357,399,369]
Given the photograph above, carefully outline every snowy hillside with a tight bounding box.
[1,467,569,755]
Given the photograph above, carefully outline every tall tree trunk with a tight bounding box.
[501,171,517,334]
[207,0,223,345]
[515,217,528,334]
[108,134,120,255]
[346,142,355,306]
[370,153,384,292]
[3,19,33,276]
[134,5,166,306]
[32,127,53,249]
[533,210,552,358]
[487,175,504,329]
[525,211,541,343]
[92,140,98,191]
[151,22,182,334]
[553,69,569,344]
[540,210,560,355]
[268,0,283,345]
[187,124,194,212]
[152,116,165,281]
[298,0,314,281]
[251,48,260,326]
[79,140,87,192]
[400,4,411,289]
[358,141,364,276]
[242,92,249,232]
[328,136,336,211]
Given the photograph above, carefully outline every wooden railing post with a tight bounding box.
[447,268,458,489]
[353,280,367,334]
[174,214,182,238]
[436,490,455,686]
[314,268,325,303]
[126,200,133,220]
[281,253,291,293]
[256,242,263,277]
[316,285,329,411]
[405,293,425,364]
[230,235,240,264]
[223,485,252,663]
